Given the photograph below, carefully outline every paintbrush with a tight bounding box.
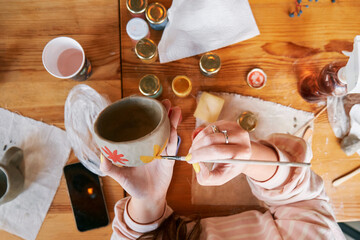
[161,156,311,168]
[293,106,327,137]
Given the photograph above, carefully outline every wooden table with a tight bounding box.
[1,0,360,239]
[0,0,123,239]
[119,0,360,222]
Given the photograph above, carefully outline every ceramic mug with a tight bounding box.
[94,96,170,167]
[0,147,25,205]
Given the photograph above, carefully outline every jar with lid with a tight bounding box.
[145,2,168,30]
[135,38,158,63]
[139,74,163,98]
[199,53,221,77]
[126,0,147,18]
[126,18,150,45]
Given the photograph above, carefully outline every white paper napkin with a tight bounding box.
[0,108,71,240]
[158,0,260,63]
[192,92,314,206]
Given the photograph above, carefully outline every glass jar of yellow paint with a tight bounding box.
[172,75,192,97]
[135,38,158,63]
[139,74,163,98]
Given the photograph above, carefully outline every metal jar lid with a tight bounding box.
[200,53,221,75]
[237,111,257,132]
[246,68,267,89]
[146,2,167,25]
[126,0,148,14]
[139,74,161,96]
[135,38,157,60]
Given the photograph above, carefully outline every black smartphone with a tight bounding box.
[63,162,109,232]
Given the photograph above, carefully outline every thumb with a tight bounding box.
[100,154,126,185]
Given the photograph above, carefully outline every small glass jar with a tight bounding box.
[126,0,148,18]
[145,2,168,30]
[199,53,221,76]
[172,75,192,97]
[247,68,267,89]
[135,38,158,63]
[139,74,163,98]
[126,18,150,45]
[237,111,257,132]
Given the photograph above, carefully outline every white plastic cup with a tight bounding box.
[126,18,150,45]
[42,37,92,81]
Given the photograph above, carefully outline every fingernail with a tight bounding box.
[100,154,104,163]
[191,127,205,141]
[185,153,192,162]
[193,163,200,173]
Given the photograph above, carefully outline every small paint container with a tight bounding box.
[126,0,148,18]
[135,38,158,63]
[199,52,221,77]
[247,68,267,89]
[139,74,163,98]
[126,18,150,45]
[237,111,257,132]
[172,75,192,98]
[145,2,168,31]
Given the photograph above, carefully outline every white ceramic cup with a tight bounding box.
[42,37,92,81]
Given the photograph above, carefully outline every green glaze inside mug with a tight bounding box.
[94,96,170,167]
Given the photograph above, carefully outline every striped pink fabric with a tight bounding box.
[110,134,345,240]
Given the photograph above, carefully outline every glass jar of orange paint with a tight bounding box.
[172,75,192,97]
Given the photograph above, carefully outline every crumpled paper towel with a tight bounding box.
[0,108,71,240]
[158,0,260,63]
[192,92,314,206]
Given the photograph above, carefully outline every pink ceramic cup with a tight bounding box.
[94,96,170,167]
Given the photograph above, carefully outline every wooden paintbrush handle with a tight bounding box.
[332,167,360,187]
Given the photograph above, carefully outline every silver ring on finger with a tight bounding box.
[221,130,229,144]
[211,125,220,133]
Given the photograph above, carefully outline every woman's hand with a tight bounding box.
[188,120,278,186]
[100,99,181,223]
[188,120,251,186]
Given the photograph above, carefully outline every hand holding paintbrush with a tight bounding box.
[174,121,311,186]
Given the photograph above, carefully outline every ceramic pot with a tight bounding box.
[94,96,170,167]
[0,147,25,205]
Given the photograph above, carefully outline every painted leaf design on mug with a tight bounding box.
[101,146,129,165]
[140,139,168,164]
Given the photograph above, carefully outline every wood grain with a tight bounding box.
[1,0,360,239]
[0,0,122,239]
[120,0,360,222]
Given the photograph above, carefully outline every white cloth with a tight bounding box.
[192,92,314,206]
[158,0,260,63]
[0,108,71,240]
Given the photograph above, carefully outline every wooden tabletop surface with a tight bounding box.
[1,0,360,239]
